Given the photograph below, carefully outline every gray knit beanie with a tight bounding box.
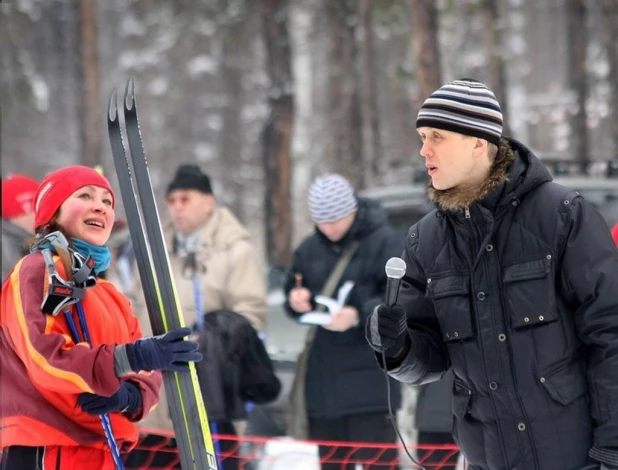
[308,174,358,223]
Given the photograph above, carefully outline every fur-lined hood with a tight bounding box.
[428,137,552,212]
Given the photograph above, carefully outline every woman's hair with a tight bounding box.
[27,212,74,277]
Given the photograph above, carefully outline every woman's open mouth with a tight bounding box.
[84,219,105,230]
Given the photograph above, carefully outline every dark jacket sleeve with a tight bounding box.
[376,226,449,385]
[558,197,618,449]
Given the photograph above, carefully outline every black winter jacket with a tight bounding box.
[285,198,403,418]
[383,138,618,470]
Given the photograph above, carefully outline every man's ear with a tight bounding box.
[473,138,488,158]
[205,194,217,211]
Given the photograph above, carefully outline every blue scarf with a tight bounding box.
[72,238,112,274]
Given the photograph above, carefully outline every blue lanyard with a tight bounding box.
[192,275,205,331]
[65,302,124,470]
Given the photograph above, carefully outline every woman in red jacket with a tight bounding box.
[0,166,201,470]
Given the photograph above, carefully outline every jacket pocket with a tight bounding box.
[427,274,474,342]
[452,377,473,420]
[538,354,588,406]
[503,256,558,329]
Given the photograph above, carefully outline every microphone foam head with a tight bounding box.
[385,257,407,279]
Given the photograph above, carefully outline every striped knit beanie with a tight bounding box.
[416,79,503,146]
[308,174,358,224]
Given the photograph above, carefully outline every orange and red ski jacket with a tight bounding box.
[0,252,163,452]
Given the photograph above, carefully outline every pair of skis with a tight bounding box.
[107,78,217,470]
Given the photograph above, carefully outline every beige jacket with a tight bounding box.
[131,206,267,431]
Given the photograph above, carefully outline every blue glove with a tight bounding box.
[124,327,202,373]
[78,381,142,415]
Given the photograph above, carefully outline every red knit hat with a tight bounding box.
[612,223,618,246]
[34,166,116,229]
[1,174,39,219]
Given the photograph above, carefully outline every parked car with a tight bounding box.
[552,176,618,225]
[360,176,618,236]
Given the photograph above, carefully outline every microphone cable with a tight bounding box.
[381,349,427,470]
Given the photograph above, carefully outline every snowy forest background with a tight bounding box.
[2,0,617,268]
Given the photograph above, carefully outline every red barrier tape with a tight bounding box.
[123,429,461,469]
[0,430,460,468]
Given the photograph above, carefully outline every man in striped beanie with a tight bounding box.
[415,78,505,204]
[366,78,618,470]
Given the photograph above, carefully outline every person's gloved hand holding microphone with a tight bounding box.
[365,257,411,363]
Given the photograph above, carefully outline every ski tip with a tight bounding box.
[124,77,136,111]
[108,88,118,122]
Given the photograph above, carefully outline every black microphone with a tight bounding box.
[384,257,407,306]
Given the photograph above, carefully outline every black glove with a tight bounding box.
[365,303,409,358]
[590,447,618,470]
[78,381,142,415]
[115,327,202,376]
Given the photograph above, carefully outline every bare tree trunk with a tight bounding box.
[359,0,381,185]
[409,0,442,108]
[567,0,589,169]
[221,26,245,222]
[79,0,101,168]
[326,0,363,188]
[604,0,618,157]
[260,0,294,268]
[481,0,510,136]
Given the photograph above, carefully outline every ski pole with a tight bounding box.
[65,303,124,470]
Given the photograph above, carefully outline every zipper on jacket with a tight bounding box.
[465,207,471,218]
